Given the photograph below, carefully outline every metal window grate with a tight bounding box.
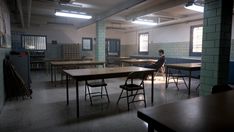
[22,35,47,50]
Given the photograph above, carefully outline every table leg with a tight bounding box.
[46,62,49,75]
[148,123,154,132]
[165,67,168,89]
[76,79,79,118]
[66,74,69,105]
[54,66,57,87]
[151,72,154,104]
[188,70,191,96]
[50,64,53,83]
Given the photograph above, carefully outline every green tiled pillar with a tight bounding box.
[200,0,233,95]
[95,20,106,62]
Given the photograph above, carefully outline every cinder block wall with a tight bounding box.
[200,0,233,95]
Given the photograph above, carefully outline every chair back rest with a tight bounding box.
[212,84,233,94]
[159,63,165,73]
[125,72,147,85]
[86,79,105,84]
[155,56,165,72]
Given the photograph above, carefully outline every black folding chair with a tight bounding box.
[117,72,147,110]
[212,84,233,94]
[85,79,110,105]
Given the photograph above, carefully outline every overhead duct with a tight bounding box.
[126,14,203,32]
[59,0,71,4]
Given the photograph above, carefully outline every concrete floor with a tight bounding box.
[0,71,199,132]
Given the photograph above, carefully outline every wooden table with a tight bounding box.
[45,58,94,74]
[120,57,131,59]
[64,66,155,118]
[121,59,157,66]
[165,63,201,95]
[50,60,105,85]
[138,90,234,132]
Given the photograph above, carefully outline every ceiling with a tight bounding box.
[7,0,204,31]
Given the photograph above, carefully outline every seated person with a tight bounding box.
[144,49,165,72]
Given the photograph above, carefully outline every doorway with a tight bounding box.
[106,39,120,66]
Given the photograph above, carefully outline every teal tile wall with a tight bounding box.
[123,42,190,58]
[230,40,234,60]
[122,41,234,59]
[95,20,106,61]
[149,42,189,57]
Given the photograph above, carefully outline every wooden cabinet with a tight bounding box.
[62,44,80,60]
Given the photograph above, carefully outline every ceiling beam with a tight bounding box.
[31,0,88,13]
[77,0,146,29]
[125,0,187,20]
[16,0,25,28]
[27,0,32,28]
[29,14,83,27]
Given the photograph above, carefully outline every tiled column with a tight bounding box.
[95,20,106,62]
[200,0,233,95]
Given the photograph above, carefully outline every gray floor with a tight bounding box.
[0,71,199,132]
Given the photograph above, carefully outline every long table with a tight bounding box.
[165,63,201,95]
[50,60,105,85]
[121,59,158,66]
[63,66,155,118]
[138,90,234,132]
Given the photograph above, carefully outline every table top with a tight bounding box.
[119,57,131,59]
[165,63,201,70]
[50,60,105,66]
[44,59,81,62]
[64,66,155,80]
[121,59,158,63]
[138,90,234,132]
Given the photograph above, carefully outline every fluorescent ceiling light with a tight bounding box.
[72,2,83,5]
[60,3,82,8]
[132,20,157,26]
[55,11,92,19]
[184,3,204,12]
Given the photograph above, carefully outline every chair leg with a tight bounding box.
[101,86,103,98]
[132,90,138,102]
[176,77,179,85]
[104,86,110,102]
[87,86,93,105]
[172,76,179,90]
[117,89,124,104]
[85,84,87,101]
[126,91,130,111]
[142,88,147,108]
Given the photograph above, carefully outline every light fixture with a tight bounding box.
[72,2,83,6]
[60,1,93,8]
[60,3,82,8]
[184,1,204,13]
[55,11,92,19]
[132,19,157,26]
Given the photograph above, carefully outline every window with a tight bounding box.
[190,25,203,56]
[82,37,92,51]
[139,33,149,54]
[22,35,47,50]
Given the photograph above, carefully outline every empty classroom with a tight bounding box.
[0,0,234,132]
